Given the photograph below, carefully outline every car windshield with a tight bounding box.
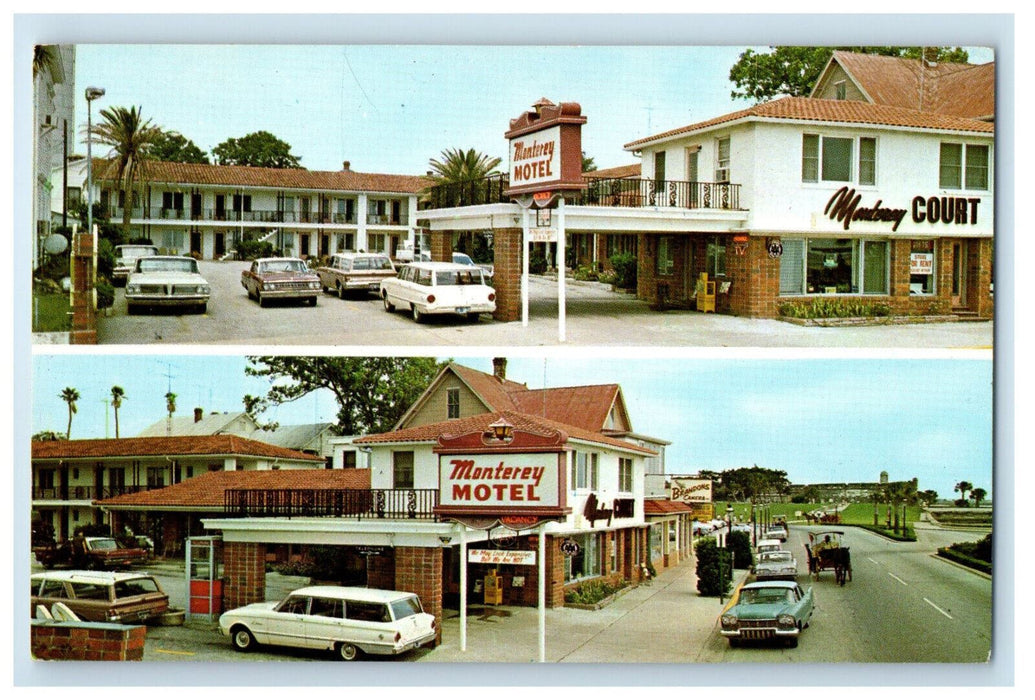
[260,259,306,273]
[453,253,475,265]
[138,258,198,273]
[761,552,792,563]
[435,270,484,286]
[88,538,119,551]
[119,246,157,257]
[740,588,795,605]
[114,578,161,597]
[390,596,423,620]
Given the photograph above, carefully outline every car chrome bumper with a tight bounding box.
[126,295,209,306]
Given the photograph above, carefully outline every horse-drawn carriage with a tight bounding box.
[804,530,852,586]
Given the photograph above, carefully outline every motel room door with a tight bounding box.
[951,241,968,309]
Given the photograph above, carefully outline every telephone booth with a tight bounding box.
[185,535,224,621]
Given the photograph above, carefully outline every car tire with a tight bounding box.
[126,303,137,315]
[467,312,480,322]
[230,626,256,652]
[309,296,318,307]
[257,291,266,308]
[728,638,740,648]
[383,294,395,313]
[336,642,360,661]
[411,304,424,323]
[338,284,348,300]
[198,303,207,314]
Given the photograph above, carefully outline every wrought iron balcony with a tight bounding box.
[223,488,439,520]
[32,485,149,501]
[425,174,742,211]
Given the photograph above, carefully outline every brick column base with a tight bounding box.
[395,546,443,645]
[223,542,267,611]
[31,622,146,661]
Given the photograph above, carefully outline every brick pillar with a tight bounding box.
[974,237,994,319]
[429,230,452,262]
[395,546,443,645]
[223,542,267,611]
[366,553,395,590]
[70,232,97,345]
[492,227,522,322]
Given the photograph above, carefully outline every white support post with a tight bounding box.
[557,196,566,342]
[522,206,530,327]
[538,523,547,662]
[459,525,468,652]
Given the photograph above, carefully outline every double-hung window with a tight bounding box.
[940,143,989,190]
[715,138,730,182]
[392,451,414,489]
[571,451,598,490]
[656,236,675,276]
[446,388,460,419]
[802,134,876,185]
[618,458,634,493]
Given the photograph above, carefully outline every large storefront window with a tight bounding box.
[606,234,637,259]
[909,240,937,295]
[649,523,664,563]
[779,238,889,295]
[564,533,601,582]
[706,237,726,277]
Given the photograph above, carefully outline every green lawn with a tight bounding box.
[718,501,920,528]
[32,293,72,332]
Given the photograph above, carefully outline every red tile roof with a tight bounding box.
[827,51,994,120]
[356,410,655,456]
[96,468,371,509]
[31,435,325,463]
[644,499,694,515]
[585,164,641,179]
[92,159,432,194]
[624,96,993,150]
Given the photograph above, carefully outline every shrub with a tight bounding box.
[778,298,893,319]
[609,252,637,289]
[529,249,548,275]
[695,538,732,597]
[235,238,276,260]
[572,265,599,282]
[95,280,115,310]
[727,529,754,569]
[564,578,629,605]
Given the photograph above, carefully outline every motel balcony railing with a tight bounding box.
[223,488,440,520]
[32,485,151,501]
[106,208,406,227]
[425,175,742,211]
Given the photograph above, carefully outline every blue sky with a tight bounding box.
[71,39,995,175]
[31,354,993,502]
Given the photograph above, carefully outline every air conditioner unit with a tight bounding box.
[715,168,730,184]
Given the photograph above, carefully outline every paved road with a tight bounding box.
[91,260,994,348]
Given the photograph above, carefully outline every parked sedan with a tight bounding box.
[720,580,814,648]
[219,586,436,661]
[380,261,496,322]
[112,244,159,285]
[752,550,799,581]
[125,255,210,313]
[241,257,321,307]
[452,252,494,278]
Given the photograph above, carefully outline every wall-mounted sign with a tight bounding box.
[670,478,713,504]
[824,187,982,232]
[560,539,581,557]
[469,549,537,566]
[439,454,560,508]
[910,252,935,275]
[766,239,783,259]
[529,228,558,243]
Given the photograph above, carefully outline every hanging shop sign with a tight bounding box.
[468,549,537,566]
[823,187,983,232]
[670,478,713,504]
[767,239,783,259]
[504,99,587,199]
[560,539,581,557]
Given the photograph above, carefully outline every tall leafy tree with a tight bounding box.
[110,386,126,439]
[954,480,973,503]
[244,357,444,435]
[212,131,302,168]
[970,487,987,507]
[60,387,80,439]
[150,131,209,164]
[728,46,971,103]
[427,148,501,184]
[33,44,59,81]
[89,105,164,239]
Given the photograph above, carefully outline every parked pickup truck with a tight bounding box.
[33,536,150,570]
[316,253,397,298]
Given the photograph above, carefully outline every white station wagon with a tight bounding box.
[218,586,436,661]
[380,261,496,322]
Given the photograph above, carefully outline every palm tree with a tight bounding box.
[428,147,502,184]
[110,386,126,438]
[60,387,80,439]
[33,45,59,81]
[88,105,163,239]
[971,487,987,507]
[954,480,973,504]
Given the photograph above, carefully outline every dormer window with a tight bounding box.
[447,388,460,419]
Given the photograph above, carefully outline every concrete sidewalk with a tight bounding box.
[420,560,745,663]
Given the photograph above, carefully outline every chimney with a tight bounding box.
[194,407,204,423]
[342,161,351,171]
[492,358,507,382]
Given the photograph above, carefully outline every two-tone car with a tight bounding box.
[112,244,159,285]
[752,550,799,581]
[31,570,170,624]
[219,586,436,661]
[125,255,210,314]
[241,257,321,307]
[720,580,814,648]
[316,252,397,299]
[380,261,496,322]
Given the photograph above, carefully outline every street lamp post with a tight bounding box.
[85,86,105,237]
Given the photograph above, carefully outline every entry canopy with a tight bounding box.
[504,98,587,200]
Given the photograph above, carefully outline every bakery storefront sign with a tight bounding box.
[670,478,713,504]
[439,454,560,509]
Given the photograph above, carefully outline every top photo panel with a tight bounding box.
[32,44,995,348]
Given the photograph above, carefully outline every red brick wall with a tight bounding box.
[395,547,443,645]
[31,622,146,661]
[223,541,266,611]
[430,231,452,263]
[492,228,522,322]
[366,553,395,590]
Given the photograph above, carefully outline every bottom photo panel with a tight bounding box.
[28,354,993,666]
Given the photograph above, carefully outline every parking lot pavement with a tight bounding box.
[90,260,994,348]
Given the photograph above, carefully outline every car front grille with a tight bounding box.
[739,619,777,629]
[172,285,203,295]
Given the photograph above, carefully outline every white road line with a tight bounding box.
[888,572,908,586]
[867,557,880,565]
[924,598,954,619]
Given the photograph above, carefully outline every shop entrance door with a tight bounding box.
[951,242,968,308]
